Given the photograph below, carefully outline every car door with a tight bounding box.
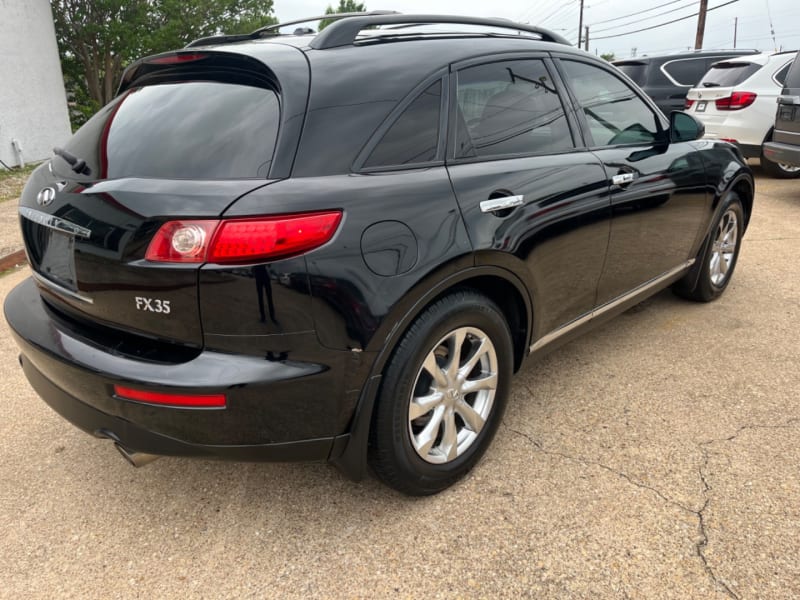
[555,57,710,306]
[445,56,612,341]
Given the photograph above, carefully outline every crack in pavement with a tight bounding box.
[503,418,800,599]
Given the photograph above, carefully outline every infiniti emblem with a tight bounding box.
[36,187,56,207]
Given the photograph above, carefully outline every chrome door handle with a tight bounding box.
[612,173,635,186]
[480,195,524,213]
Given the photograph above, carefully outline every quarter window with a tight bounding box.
[364,81,441,168]
[561,60,660,147]
[455,59,574,159]
[662,58,708,86]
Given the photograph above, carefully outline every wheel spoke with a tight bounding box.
[441,409,458,460]
[446,329,467,379]
[413,406,444,456]
[409,391,444,421]
[455,399,485,433]
[458,336,489,379]
[461,372,498,395]
[422,353,448,388]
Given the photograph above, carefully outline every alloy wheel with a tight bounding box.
[408,326,498,464]
[709,208,738,286]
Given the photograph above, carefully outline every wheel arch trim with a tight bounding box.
[330,264,533,480]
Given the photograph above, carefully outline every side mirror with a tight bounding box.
[669,111,705,143]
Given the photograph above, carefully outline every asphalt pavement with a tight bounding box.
[0,170,798,599]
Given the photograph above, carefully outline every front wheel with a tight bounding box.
[369,291,513,495]
[673,193,744,302]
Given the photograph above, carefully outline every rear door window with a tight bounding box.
[60,81,280,180]
[698,62,761,88]
[363,81,441,168]
[455,59,574,159]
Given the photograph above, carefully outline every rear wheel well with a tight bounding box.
[448,276,529,373]
[732,178,753,230]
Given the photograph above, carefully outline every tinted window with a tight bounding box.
[785,55,800,89]
[614,62,648,85]
[561,60,659,147]
[455,59,573,159]
[698,62,761,87]
[62,82,280,180]
[662,58,709,86]
[774,62,792,86]
[364,81,441,168]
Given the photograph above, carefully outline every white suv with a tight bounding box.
[685,51,799,178]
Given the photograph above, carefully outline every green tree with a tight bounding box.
[51,0,277,127]
[318,0,367,30]
[600,52,616,62]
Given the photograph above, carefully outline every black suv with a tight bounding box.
[614,49,760,116]
[5,13,754,495]
[764,51,800,167]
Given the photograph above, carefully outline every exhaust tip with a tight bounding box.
[114,443,161,468]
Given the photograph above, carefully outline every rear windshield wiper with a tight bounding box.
[702,83,721,88]
[53,147,91,176]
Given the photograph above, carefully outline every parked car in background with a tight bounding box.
[685,50,799,178]
[763,51,800,168]
[4,13,755,496]
[613,49,759,116]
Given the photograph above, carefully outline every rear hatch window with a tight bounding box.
[698,61,761,88]
[614,62,648,85]
[56,81,279,180]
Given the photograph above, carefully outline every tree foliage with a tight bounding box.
[600,52,616,62]
[318,0,367,30]
[51,0,276,127]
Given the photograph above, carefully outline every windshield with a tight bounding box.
[58,81,280,180]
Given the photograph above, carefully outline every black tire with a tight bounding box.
[673,193,744,302]
[368,290,513,495]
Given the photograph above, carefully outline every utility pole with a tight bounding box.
[695,0,708,49]
[578,0,584,47]
[584,26,589,51]
[733,17,738,48]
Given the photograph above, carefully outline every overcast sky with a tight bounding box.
[272,0,799,59]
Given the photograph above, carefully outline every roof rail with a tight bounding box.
[186,11,399,48]
[309,14,572,49]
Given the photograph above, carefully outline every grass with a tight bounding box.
[0,163,38,203]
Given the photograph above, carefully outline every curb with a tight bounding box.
[0,249,26,272]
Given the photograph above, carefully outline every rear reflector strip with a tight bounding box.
[146,53,209,65]
[113,385,226,408]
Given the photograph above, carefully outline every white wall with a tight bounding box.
[0,0,72,168]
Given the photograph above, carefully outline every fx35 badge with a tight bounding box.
[135,296,171,314]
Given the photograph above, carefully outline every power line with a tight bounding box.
[539,1,576,27]
[592,0,697,34]
[589,0,691,26]
[592,0,741,41]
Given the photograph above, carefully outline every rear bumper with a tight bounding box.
[4,277,364,461]
[763,141,800,167]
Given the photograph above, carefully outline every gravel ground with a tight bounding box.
[0,169,797,599]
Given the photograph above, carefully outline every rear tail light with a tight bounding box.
[715,91,757,111]
[113,385,226,408]
[145,211,342,264]
[685,99,695,109]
